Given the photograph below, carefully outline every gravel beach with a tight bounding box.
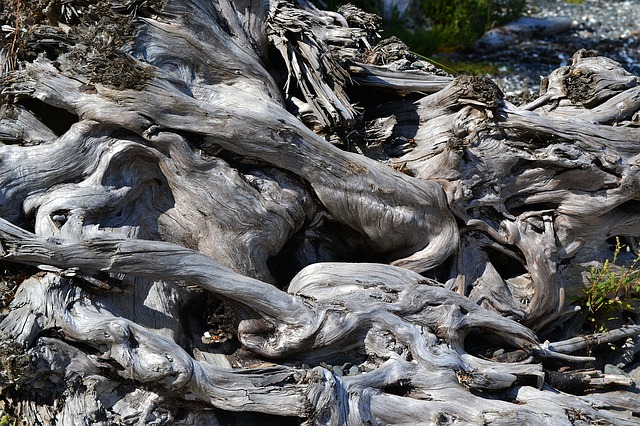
[453,0,640,100]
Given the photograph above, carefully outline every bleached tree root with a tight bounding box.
[1,220,639,424]
[0,0,640,424]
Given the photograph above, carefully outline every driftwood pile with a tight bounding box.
[0,0,639,424]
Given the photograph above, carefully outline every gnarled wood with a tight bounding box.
[0,0,639,424]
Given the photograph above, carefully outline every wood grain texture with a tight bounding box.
[0,0,639,424]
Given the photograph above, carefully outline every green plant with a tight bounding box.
[0,413,15,426]
[320,0,525,55]
[584,237,640,332]
[389,0,526,54]
[421,0,490,49]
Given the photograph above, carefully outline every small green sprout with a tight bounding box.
[584,237,640,332]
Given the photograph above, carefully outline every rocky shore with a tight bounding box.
[447,0,640,101]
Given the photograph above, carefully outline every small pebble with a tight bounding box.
[493,348,506,357]
[332,366,344,376]
[604,364,627,376]
[348,366,360,376]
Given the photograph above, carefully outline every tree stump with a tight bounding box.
[0,0,639,424]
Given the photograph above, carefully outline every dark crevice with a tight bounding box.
[464,329,521,361]
[382,378,412,397]
[485,245,527,280]
[269,218,383,287]
[215,411,303,426]
[618,200,640,214]
[17,98,79,137]
[33,331,105,361]
[127,333,140,349]
[99,357,126,372]
[0,258,40,312]
[505,198,559,217]
[420,252,456,283]
[544,370,592,395]
[180,291,239,356]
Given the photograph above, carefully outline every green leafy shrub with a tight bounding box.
[584,237,640,332]
[423,0,496,48]
[323,0,526,54]
[396,0,525,53]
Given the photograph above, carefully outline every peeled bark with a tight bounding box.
[0,0,639,424]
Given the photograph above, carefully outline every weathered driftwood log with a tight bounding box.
[0,0,639,424]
